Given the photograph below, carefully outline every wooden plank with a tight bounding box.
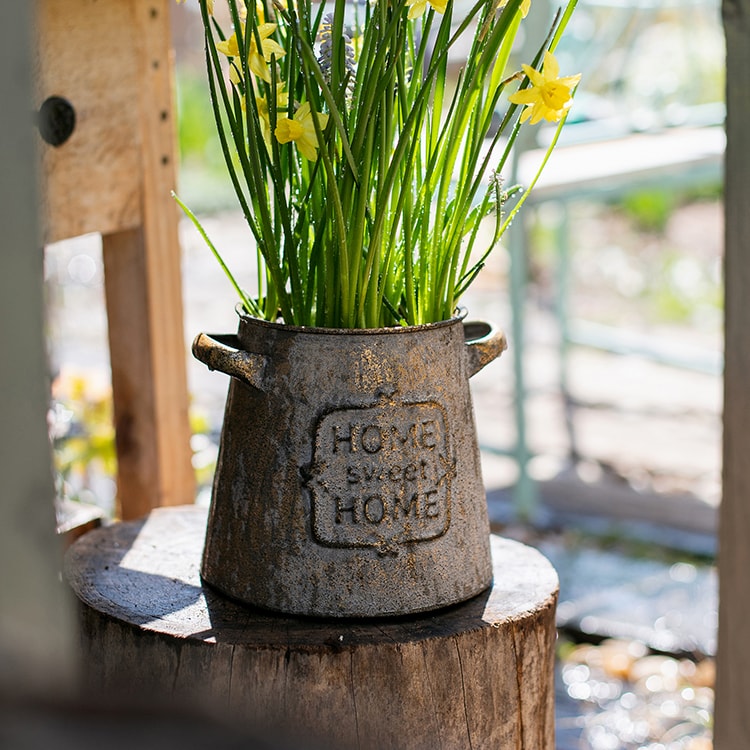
[56,501,104,548]
[103,224,193,519]
[102,228,161,518]
[108,0,194,517]
[716,0,750,746]
[35,0,142,243]
[66,505,560,749]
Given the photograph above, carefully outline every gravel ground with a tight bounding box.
[555,638,714,750]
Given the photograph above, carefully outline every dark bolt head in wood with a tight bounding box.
[38,96,76,147]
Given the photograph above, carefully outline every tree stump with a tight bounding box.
[65,505,559,750]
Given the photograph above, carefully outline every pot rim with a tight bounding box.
[235,304,469,336]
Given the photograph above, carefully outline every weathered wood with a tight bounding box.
[34,0,142,243]
[0,699,300,750]
[128,1,195,513]
[716,0,750,746]
[101,229,159,516]
[0,1,76,697]
[36,0,195,518]
[66,505,559,750]
[55,499,104,548]
[102,226,194,518]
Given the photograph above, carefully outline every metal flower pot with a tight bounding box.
[193,310,506,617]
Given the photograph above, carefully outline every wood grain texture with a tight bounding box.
[37,0,195,517]
[66,505,559,749]
[35,0,142,243]
[130,0,195,513]
[717,0,750,746]
[102,227,163,518]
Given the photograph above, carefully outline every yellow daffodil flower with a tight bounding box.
[498,0,531,18]
[216,30,240,57]
[405,0,448,20]
[508,50,581,125]
[215,23,286,83]
[249,24,286,82]
[275,102,329,161]
[229,61,242,86]
[256,85,290,152]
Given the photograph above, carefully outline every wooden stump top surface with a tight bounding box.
[65,505,558,645]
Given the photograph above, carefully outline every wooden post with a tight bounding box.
[716,0,750,745]
[35,0,194,518]
[66,506,559,750]
[0,1,76,697]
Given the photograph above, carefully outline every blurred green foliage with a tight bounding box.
[621,190,678,234]
[175,69,238,213]
[620,182,722,235]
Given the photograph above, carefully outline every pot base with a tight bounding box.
[201,539,494,619]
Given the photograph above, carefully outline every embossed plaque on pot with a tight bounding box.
[309,401,455,553]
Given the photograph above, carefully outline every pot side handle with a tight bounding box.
[192,333,268,392]
[463,321,507,377]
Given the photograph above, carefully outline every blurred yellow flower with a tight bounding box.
[405,0,448,20]
[508,51,581,124]
[499,0,531,17]
[275,102,329,161]
[215,23,286,83]
[257,85,290,151]
[229,61,242,86]
[249,23,286,82]
[216,29,241,57]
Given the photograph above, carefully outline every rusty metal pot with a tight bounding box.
[193,310,506,617]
